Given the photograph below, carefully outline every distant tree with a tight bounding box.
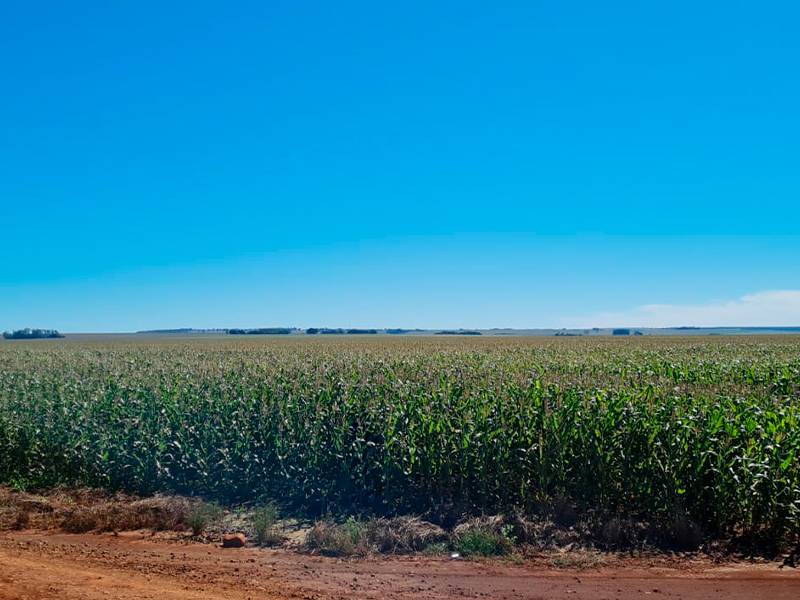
[346,329,378,334]
[227,328,291,335]
[250,328,291,335]
[435,330,482,335]
[306,328,319,334]
[3,328,64,340]
[612,329,631,336]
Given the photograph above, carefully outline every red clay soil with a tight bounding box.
[1,530,798,600]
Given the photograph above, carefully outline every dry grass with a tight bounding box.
[370,516,448,553]
[61,495,194,533]
[305,516,448,556]
[0,486,196,534]
[549,549,610,569]
[0,485,780,561]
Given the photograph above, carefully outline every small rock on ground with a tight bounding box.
[222,533,246,548]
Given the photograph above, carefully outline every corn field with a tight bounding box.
[1,336,798,539]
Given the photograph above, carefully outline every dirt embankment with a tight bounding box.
[1,530,798,600]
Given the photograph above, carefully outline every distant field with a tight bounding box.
[38,324,800,340]
[1,336,798,545]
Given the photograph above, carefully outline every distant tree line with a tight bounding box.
[435,330,482,335]
[385,329,425,334]
[305,328,377,334]
[227,328,291,335]
[3,328,64,340]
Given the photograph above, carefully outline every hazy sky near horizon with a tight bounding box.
[2,1,799,331]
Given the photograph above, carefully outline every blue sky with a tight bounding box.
[2,1,799,331]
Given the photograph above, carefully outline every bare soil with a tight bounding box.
[1,530,798,600]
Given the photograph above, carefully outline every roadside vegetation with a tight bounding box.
[0,337,798,555]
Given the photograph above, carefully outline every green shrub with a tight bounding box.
[454,526,513,557]
[306,517,371,556]
[251,503,282,545]
[187,501,223,536]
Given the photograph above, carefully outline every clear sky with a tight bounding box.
[2,1,799,331]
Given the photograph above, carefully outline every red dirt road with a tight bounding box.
[1,531,798,600]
